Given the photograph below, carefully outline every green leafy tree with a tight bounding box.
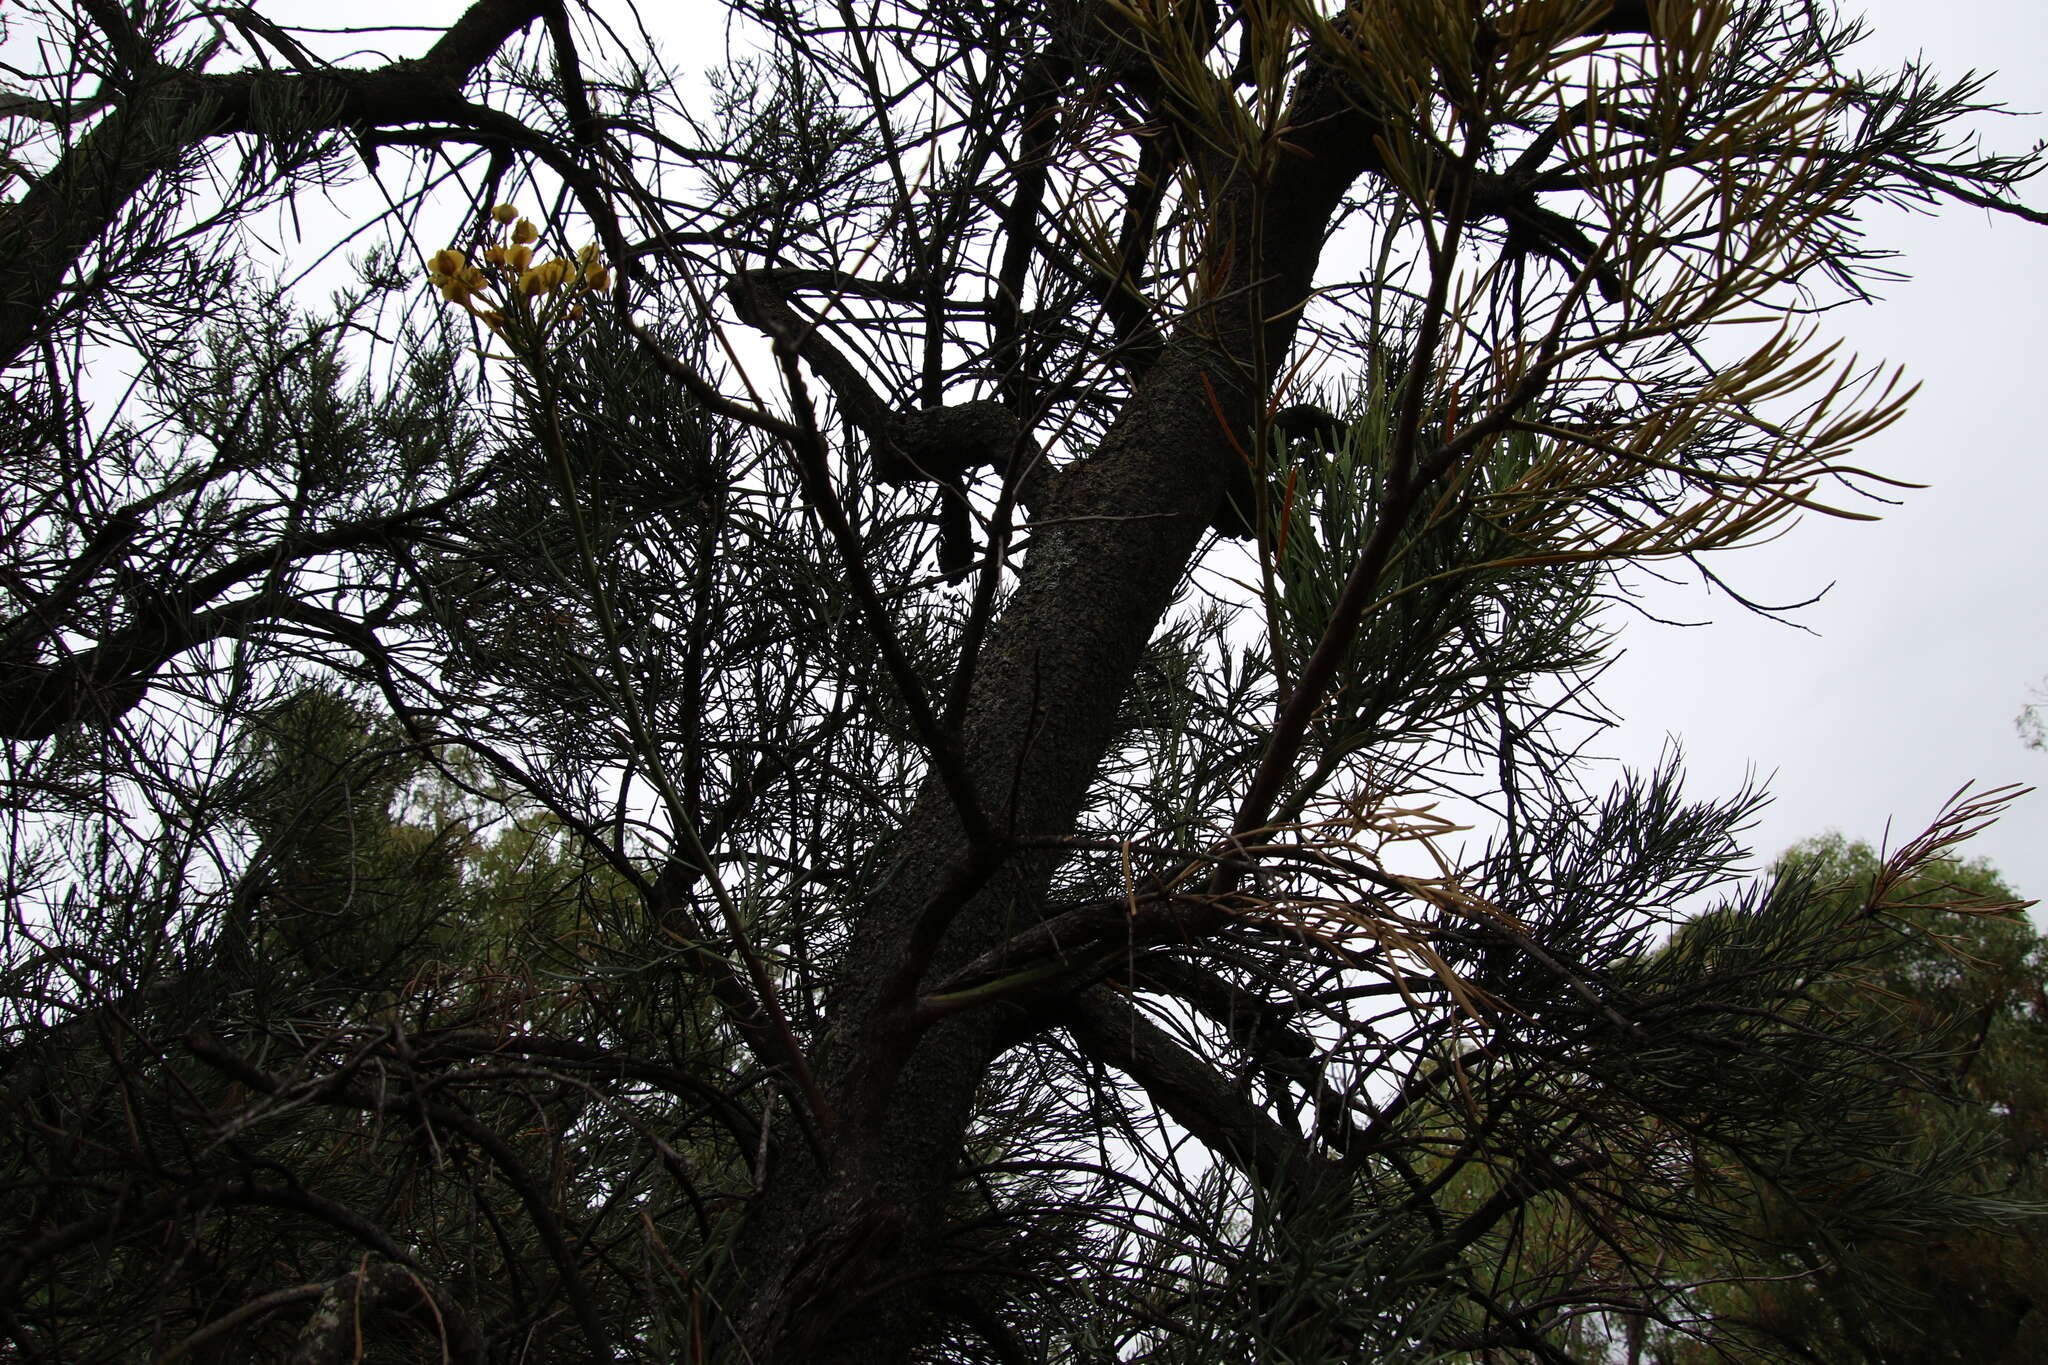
[4,681,709,1361]
[2,2,2045,1362]
[1454,834,2046,1363]
[1623,837,2048,1363]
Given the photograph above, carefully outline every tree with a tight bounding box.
[2019,680,2047,751]
[1619,838,2048,1363]
[1,1,2043,1361]
[1451,834,2046,1362]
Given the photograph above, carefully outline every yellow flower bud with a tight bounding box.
[505,244,533,271]
[522,258,577,296]
[459,265,487,289]
[577,243,601,268]
[584,264,611,293]
[484,244,509,266]
[512,218,539,245]
[491,204,519,225]
[431,248,465,278]
[438,279,472,304]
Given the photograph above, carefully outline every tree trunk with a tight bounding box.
[729,119,1367,1357]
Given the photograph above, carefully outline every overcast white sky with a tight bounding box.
[1593,2,2048,899]
[228,0,2048,902]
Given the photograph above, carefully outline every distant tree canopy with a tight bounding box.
[1655,837,2048,1363]
[1477,836,2047,1363]
[2020,680,2048,751]
[1,2,2044,1362]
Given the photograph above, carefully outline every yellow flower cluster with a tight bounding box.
[426,204,612,341]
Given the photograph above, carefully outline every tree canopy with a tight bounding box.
[1656,837,2048,1363]
[1483,835,2048,1362]
[1,1,2042,1361]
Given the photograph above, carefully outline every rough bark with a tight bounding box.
[725,59,1374,1360]
[0,5,1756,1361]
[718,7,1670,1354]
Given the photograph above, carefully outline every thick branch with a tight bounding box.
[286,1261,487,1365]
[1060,986,1343,1207]
[0,0,548,369]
